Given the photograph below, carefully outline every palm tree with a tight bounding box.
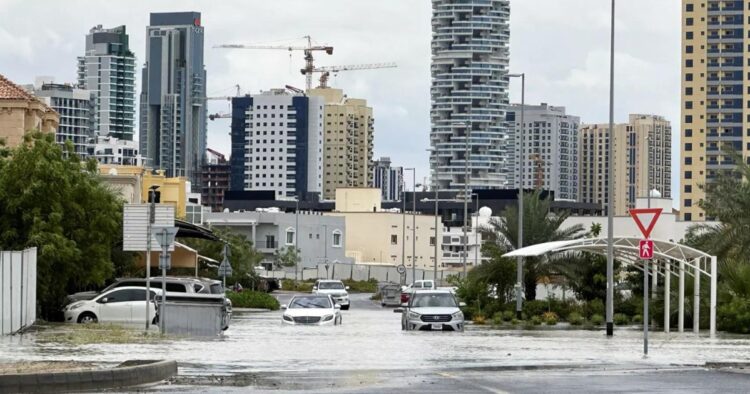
[482,190,585,300]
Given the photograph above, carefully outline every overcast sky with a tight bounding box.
[0,0,681,201]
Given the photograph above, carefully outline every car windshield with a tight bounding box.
[318,282,345,290]
[411,293,458,308]
[289,296,332,309]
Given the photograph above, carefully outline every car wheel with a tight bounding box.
[77,312,98,324]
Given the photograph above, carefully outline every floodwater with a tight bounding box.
[1,293,750,378]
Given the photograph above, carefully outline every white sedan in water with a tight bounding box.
[63,286,161,325]
[281,295,342,326]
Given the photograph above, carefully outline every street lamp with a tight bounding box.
[145,184,159,332]
[508,72,525,319]
[450,121,470,278]
[293,197,300,289]
[605,0,616,337]
[428,147,440,284]
[472,193,480,270]
[404,168,416,283]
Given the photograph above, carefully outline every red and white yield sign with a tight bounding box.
[628,208,663,239]
[639,239,654,260]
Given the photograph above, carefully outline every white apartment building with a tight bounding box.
[240,89,324,198]
[91,135,142,166]
[508,103,580,201]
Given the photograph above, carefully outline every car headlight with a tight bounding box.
[282,314,293,322]
[66,302,84,311]
[322,314,334,322]
[408,311,421,320]
[452,311,464,321]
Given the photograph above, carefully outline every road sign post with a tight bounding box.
[629,208,662,356]
[218,243,233,290]
[153,226,178,334]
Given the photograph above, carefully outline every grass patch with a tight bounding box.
[227,291,280,310]
[37,323,166,345]
[281,279,314,292]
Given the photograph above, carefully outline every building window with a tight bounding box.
[429,236,436,246]
[686,45,693,53]
[685,101,693,109]
[686,4,693,11]
[285,228,295,245]
[686,87,693,95]
[391,234,398,245]
[684,185,692,193]
[685,115,693,123]
[685,157,692,165]
[684,213,692,222]
[685,171,692,179]
[685,143,692,151]
[684,199,692,207]
[686,59,693,67]
[686,31,693,40]
[686,73,693,81]
[332,230,342,247]
[686,18,693,26]
[685,129,692,137]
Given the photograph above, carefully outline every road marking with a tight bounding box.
[438,372,510,394]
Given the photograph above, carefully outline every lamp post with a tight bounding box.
[145,185,159,332]
[294,197,299,289]
[449,121,470,278]
[404,168,416,283]
[605,0,616,337]
[508,72,525,319]
[428,148,440,284]
[472,194,480,269]
[646,134,651,209]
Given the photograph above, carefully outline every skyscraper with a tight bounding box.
[430,0,511,191]
[77,25,135,141]
[373,157,403,202]
[140,12,207,188]
[579,115,671,215]
[507,103,580,201]
[680,0,743,221]
[230,89,324,199]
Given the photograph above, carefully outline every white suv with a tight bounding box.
[312,280,350,310]
[394,290,465,332]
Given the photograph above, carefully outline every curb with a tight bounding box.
[705,362,750,369]
[0,359,177,393]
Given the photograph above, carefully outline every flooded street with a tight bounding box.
[2,293,750,391]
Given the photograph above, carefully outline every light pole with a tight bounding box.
[605,0,616,337]
[450,121,470,279]
[294,197,299,288]
[473,194,480,269]
[404,168,416,283]
[646,135,651,209]
[508,72,525,319]
[428,147,440,284]
[145,185,159,332]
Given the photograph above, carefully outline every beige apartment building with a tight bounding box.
[308,88,374,200]
[681,0,745,221]
[579,115,671,216]
[0,74,58,147]
[326,188,443,270]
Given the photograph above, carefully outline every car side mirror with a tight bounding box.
[280,304,287,310]
[99,297,108,304]
[459,302,467,307]
[312,287,317,291]
[334,304,341,310]
[393,308,403,313]
[345,286,350,290]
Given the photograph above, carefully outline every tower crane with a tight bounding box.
[309,62,398,89]
[214,36,333,90]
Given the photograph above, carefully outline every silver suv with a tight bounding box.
[394,290,465,332]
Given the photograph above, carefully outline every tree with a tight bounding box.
[0,132,127,318]
[274,246,300,270]
[482,190,585,300]
[182,227,263,287]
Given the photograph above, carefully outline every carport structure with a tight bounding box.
[503,237,718,337]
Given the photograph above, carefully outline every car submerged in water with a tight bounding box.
[394,290,466,332]
[312,280,350,310]
[281,295,342,326]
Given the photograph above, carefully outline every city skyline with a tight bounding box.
[0,0,680,199]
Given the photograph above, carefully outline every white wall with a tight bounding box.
[1,248,37,335]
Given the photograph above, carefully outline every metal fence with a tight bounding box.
[1,248,37,335]
[259,263,458,286]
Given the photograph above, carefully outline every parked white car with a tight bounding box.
[312,280,350,310]
[394,290,466,332]
[63,286,162,325]
[281,295,342,326]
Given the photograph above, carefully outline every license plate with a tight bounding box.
[431,324,442,330]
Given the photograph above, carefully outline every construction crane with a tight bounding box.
[310,62,398,89]
[214,36,333,90]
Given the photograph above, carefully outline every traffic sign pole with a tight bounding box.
[628,208,662,357]
[153,226,178,334]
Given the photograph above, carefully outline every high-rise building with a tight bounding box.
[229,89,324,199]
[25,77,93,158]
[308,88,374,200]
[139,12,207,188]
[77,25,136,141]
[507,103,580,201]
[680,0,744,221]
[579,115,671,215]
[373,157,403,202]
[201,148,231,212]
[91,135,141,166]
[430,0,511,191]
[0,73,58,148]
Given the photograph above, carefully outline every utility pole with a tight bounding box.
[145,185,159,332]
[433,161,439,284]
[295,197,299,289]
[412,171,416,283]
[508,73,525,320]
[462,125,470,279]
[606,0,616,337]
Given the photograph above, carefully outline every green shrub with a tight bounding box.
[718,297,750,334]
[583,299,605,318]
[226,291,280,310]
[473,314,487,325]
[632,314,643,324]
[542,311,558,325]
[590,314,604,325]
[281,279,314,292]
[492,313,503,326]
[510,318,521,325]
[523,300,547,318]
[370,293,383,301]
[567,311,584,326]
[343,278,378,293]
[530,315,542,325]
[613,313,629,325]
[502,310,515,322]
